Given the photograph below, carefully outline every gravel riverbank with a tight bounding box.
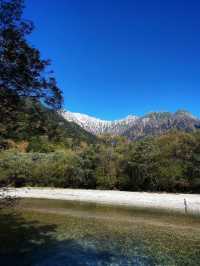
[3,187,200,215]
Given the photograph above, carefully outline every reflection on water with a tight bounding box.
[0,198,200,266]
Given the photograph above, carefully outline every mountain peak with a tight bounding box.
[125,115,138,120]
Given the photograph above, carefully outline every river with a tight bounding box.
[0,198,200,266]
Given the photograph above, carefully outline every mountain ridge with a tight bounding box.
[61,110,200,139]
[61,110,138,135]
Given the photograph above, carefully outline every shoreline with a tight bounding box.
[4,187,200,215]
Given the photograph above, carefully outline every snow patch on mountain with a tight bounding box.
[61,110,138,135]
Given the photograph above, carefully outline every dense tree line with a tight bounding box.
[0,132,200,193]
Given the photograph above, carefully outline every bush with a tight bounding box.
[0,151,78,187]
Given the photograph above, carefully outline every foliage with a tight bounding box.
[0,0,63,109]
[0,98,97,145]
[0,132,200,193]
[0,0,64,142]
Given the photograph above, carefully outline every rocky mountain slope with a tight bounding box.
[61,111,138,135]
[123,110,200,140]
[61,110,200,139]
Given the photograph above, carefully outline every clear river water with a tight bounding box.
[0,198,200,266]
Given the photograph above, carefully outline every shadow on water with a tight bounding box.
[0,210,155,266]
[34,241,154,266]
[0,210,57,266]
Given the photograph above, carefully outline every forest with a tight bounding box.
[1,130,200,193]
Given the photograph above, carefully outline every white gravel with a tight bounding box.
[4,187,200,215]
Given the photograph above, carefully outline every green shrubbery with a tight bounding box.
[0,131,200,193]
[0,151,76,187]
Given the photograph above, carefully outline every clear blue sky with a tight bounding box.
[24,0,200,120]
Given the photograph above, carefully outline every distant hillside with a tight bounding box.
[0,100,96,144]
[43,109,97,144]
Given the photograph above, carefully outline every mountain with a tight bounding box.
[61,110,200,140]
[61,111,138,135]
[123,110,200,140]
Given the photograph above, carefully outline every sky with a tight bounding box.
[24,0,200,120]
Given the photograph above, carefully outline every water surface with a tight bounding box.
[0,198,200,266]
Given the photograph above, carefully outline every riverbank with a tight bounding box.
[3,187,200,215]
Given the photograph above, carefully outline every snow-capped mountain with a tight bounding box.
[61,111,138,135]
[61,110,200,139]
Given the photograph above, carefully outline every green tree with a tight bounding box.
[0,0,63,138]
[124,138,160,191]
